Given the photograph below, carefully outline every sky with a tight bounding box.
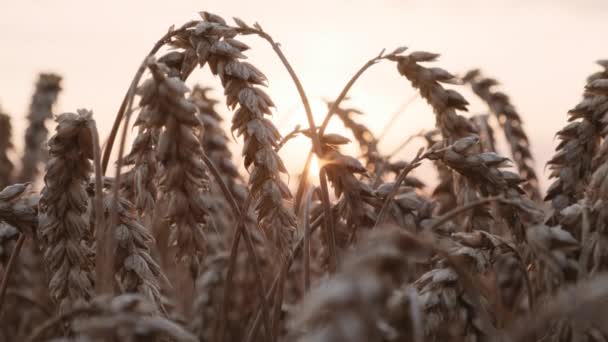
[1,0,606,193]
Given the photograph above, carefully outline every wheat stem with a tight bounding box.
[0,233,25,312]
[202,154,272,342]
[302,186,316,291]
[240,26,323,157]
[376,93,418,142]
[294,50,387,211]
[374,149,426,227]
[319,168,338,271]
[89,120,110,295]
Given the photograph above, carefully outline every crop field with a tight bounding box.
[0,6,607,342]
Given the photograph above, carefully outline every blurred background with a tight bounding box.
[1,0,606,192]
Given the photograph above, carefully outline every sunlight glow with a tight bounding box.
[308,155,321,183]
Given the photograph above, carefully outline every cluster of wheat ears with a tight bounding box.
[1,11,608,342]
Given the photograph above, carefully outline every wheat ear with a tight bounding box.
[38,110,95,313]
[173,13,296,250]
[19,73,62,183]
[545,61,608,214]
[464,70,541,200]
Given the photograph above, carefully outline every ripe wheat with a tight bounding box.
[1,9,608,342]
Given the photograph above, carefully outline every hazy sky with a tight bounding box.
[1,0,606,192]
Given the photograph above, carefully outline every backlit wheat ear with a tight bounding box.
[38,110,95,313]
[137,59,209,261]
[314,133,377,257]
[395,51,475,141]
[546,61,608,215]
[19,73,62,183]
[0,111,14,189]
[173,12,296,250]
[463,70,541,201]
[394,51,487,229]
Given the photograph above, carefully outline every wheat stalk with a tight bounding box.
[0,111,14,189]
[190,254,227,341]
[38,110,95,313]
[165,12,297,251]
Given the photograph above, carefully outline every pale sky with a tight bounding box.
[1,0,606,192]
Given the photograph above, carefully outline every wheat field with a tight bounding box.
[0,9,607,342]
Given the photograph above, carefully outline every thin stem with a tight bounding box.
[271,261,287,342]
[387,130,426,159]
[579,200,591,277]
[216,221,244,342]
[245,215,323,342]
[242,28,339,279]
[241,220,273,342]
[377,93,419,143]
[319,168,338,271]
[101,21,197,174]
[275,125,320,153]
[240,27,323,158]
[303,186,316,292]
[427,196,503,232]
[89,120,110,295]
[320,50,386,136]
[294,151,313,212]
[5,289,52,317]
[0,233,25,312]
[374,149,425,227]
[294,51,386,209]
[106,96,134,296]
[202,154,271,342]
